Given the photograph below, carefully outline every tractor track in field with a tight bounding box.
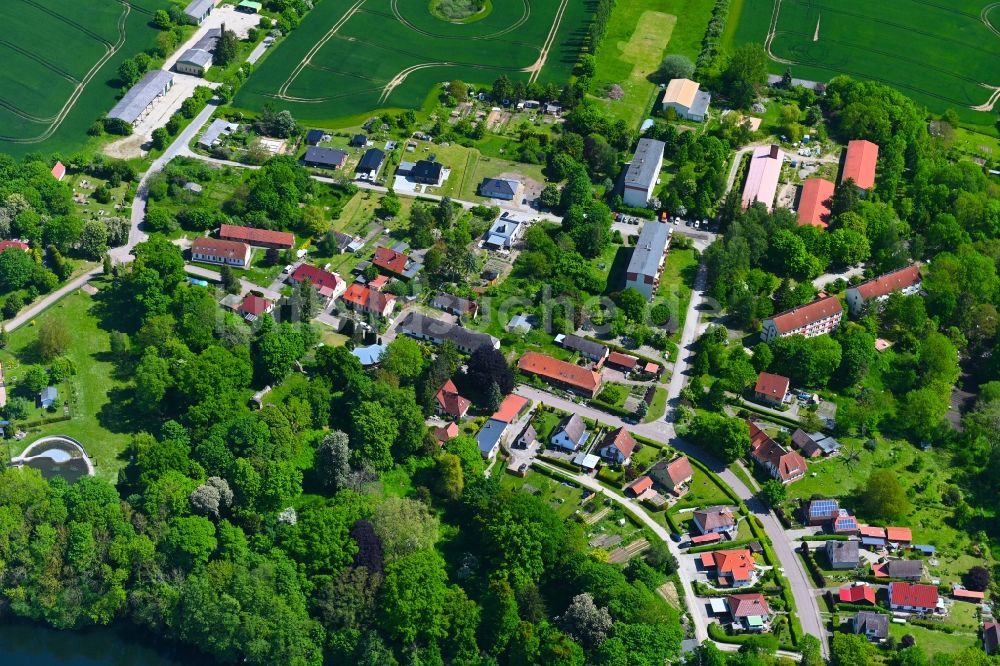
[14,0,114,46]
[764,0,796,64]
[275,0,368,99]
[360,6,537,47]
[377,59,520,104]
[0,39,80,84]
[983,3,1000,38]
[972,84,1000,112]
[0,1,131,143]
[525,0,568,84]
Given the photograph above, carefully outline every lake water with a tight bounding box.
[0,621,199,665]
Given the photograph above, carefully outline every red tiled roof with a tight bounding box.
[220,224,294,248]
[662,456,693,487]
[713,549,756,582]
[890,582,938,609]
[607,351,639,369]
[517,352,602,394]
[840,585,876,605]
[728,593,771,618]
[748,421,807,482]
[492,394,529,423]
[953,588,985,600]
[342,283,395,313]
[691,532,721,545]
[886,527,912,542]
[853,265,921,300]
[0,241,29,252]
[754,372,789,400]
[192,237,249,262]
[368,275,390,291]
[603,427,636,459]
[644,361,660,374]
[240,294,271,316]
[842,139,879,189]
[51,161,66,180]
[434,422,460,444]
[859,525,886,539]
[291,264,342,292]
[373,246,409,274]
[436,379,470,419]
[628,476,653,495]
[768,296,842,335]
[797,178,835,228]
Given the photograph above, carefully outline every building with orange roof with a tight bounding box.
[627,476,653,497]
[491,394,529,423]
[517,351,603,398]
[846,265,922,314]
[597,426,636,464]
[650,456,693,494]
[761,295,842,342]
[342,283,396,319]
[840,584,876,605]
[797,178,834,228]
[433,422,460,445]
[841,139,879,190]
[885,527,912,544]
[435,379,471,420]
[51,161,66,181]
[727,593,772,631]
[701,548,757,587]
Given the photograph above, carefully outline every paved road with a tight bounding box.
[5,268,102,332]
[812,265,864,290]
[531,458,709,644]
[183,264,282,301]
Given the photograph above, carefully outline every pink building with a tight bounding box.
[741,145,784,211]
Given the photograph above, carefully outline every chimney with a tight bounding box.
[769,144,780,159]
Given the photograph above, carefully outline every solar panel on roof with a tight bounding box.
[810,499,836,516]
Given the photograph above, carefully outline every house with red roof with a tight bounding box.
[342,283,396,319]
[885,527,912,545]
[889,582,939,614]
[288,264,346,303]
[51,161,66,181]
[700,549,758,587]
[598,427,636,464]
[846,265,922,314]
[626,476,653,497]
[373,246,421,279]
[433,422,460,446]
[606,351,639,372]
[517,351,603,398]
[839,583,876,605]
[491,394,529,423]
[952,586,985,602]
[761,295,843,342]
[649,456,693,495]
[753,372,789,407]
[192,237,251,267]
[238,294,273,320]
[797,178,834,228]
[841,139,879,190]
[727,593,772,632]
[219,224,294,250]
[435,379,471,420]
[748,421,807,484]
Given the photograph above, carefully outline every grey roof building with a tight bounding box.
[484,213,527,250]
[410,160,443,185]
[356,148,385,178]
[108,70,174,125]
[551,414,589,451]
[303,146,348,168]
[825,540,860,569]
[198,118,239,149]
[479,177,520,200]
[853,611,889,641]
[625,221,671,300]
[184,0,215,23]
[398,312,499,354]
[477,418,508,459]
[38,386,58,409]
[886,559,924,580]
[622,138,665,208]
[176,29,221,75]
[433,292,478,318]
[556,334,609,362]
[690,91,712,121]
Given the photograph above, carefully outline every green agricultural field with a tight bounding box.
[0,0,170,155]
[234,0,596,126]
[729,0,1000,127]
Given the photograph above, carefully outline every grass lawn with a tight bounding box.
[501,469,585,520]
[590,0,678,125]
[657,247,698,341]
[669,468,733,513]
[644,387,668,423]
[888,621,977,658]
[405,140,548,202]
[0,287,129,480]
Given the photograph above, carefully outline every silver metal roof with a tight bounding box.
[184,0,215,19]
[624,138,665,190]
[626,221,671,278]
[107,70,174,123]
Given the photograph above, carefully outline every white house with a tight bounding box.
[662,78,711,122]
[550,414,589,452]
[622,138,665,208]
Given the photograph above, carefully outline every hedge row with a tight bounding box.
[687,537,759,554]
[694,0,732,76]
[739,402,803,429]
[798,547,828,588]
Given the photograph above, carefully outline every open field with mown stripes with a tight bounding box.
[233,0,595,125]
[0,0,169,155]
[730,0,1000,127]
